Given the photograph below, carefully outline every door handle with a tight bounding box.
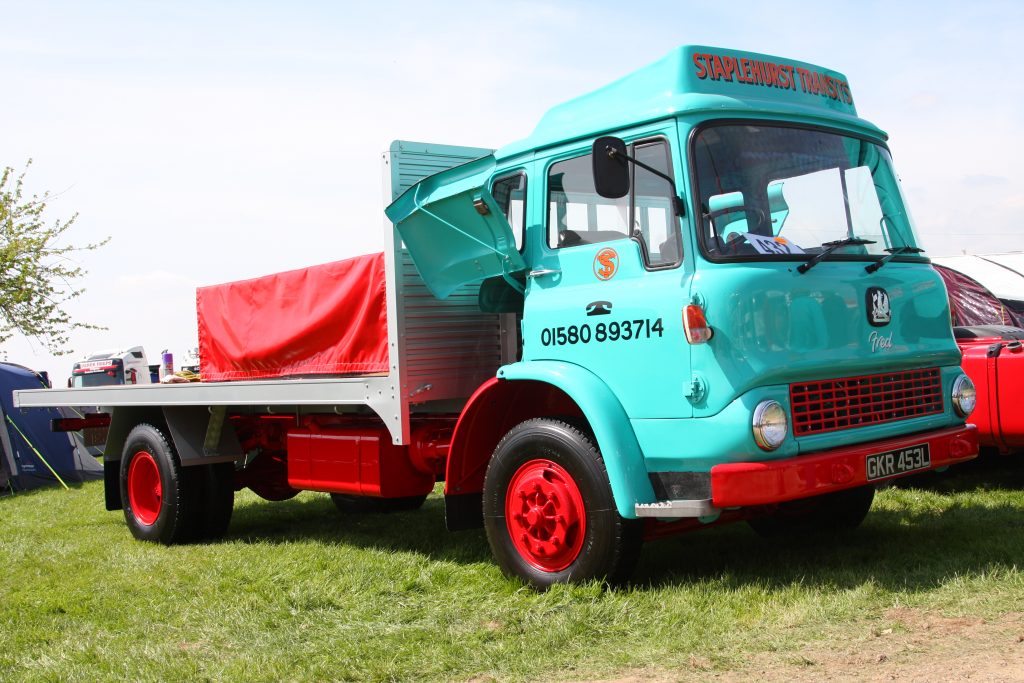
[528,268,561,278]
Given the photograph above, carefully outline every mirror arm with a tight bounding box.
[672,196,686,218]
[606,147,686,217]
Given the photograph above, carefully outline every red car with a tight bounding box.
[936,265,1024,453]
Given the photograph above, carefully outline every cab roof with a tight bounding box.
[496,45,885,160]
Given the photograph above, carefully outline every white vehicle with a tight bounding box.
[70,347,152,388]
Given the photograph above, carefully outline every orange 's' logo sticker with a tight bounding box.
[594,248,619,281]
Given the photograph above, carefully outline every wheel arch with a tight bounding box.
[444,361,656,528]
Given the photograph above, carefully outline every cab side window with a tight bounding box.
[547,154,629,248]
[492,173,526,251]
[547,139,681,267]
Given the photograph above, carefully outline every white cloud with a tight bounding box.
[114,270,198,289]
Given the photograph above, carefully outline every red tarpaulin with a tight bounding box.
[197,253,389,382]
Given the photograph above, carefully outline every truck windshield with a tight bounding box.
[693,123,925,263]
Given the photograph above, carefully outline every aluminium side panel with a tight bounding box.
[13,375,406,439]
[13,378,395,411]
[384,141,518,445]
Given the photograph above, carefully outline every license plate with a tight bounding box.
[866,443,931,481]
[83,426,108,448]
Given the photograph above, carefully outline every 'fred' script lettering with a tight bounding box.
[869,331,893,352]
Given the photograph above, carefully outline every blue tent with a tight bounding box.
[0,362,102,493]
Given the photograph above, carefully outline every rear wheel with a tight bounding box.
[748,485,876,537]
[482,418,642,588]
[194,462,235,541]
[330,493,428,513]
[120,423,201,544]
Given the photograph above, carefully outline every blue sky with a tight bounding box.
[3,0,1022,377]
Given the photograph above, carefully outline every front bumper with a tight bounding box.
[710,424,978,507]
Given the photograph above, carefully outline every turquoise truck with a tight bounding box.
[16,46,979,587]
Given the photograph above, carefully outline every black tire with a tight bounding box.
[748,485,876,537]
[482,418,643,588]
[330,493,428,513]
[193,462,235,541]
[119,423,202,544]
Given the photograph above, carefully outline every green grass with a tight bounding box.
[2,457,1023,682]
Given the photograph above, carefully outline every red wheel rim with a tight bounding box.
[127,451,162,526]
[505,459,586,572]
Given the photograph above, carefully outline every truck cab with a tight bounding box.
[387,45,978,584]
[18,45,979,589]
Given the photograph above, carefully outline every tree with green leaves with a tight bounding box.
[0,161,108,353]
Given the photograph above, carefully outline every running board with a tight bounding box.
[635,499,719,518]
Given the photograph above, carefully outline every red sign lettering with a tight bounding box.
[691,51,854,106]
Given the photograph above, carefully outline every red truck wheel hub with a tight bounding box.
[127,451,162,526]
[505,459,586,572]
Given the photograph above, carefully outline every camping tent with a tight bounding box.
[0,362,102,493]
[934,264,1024,329]
[932,253,1024,314]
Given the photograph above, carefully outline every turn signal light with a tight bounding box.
[683,304,713,344]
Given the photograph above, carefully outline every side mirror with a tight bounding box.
[592,136,629,199]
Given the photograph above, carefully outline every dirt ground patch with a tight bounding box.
[584,609,1024,683]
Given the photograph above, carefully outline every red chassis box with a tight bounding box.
[287,425,434,498]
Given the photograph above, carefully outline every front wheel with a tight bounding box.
[482,419,642,588]
[747,485,876,537]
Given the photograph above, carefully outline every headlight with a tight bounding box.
[752,400,788,451]
[951,374,976,418]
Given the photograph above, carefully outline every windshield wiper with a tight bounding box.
[864,246,925,273]
[797,237,876,274]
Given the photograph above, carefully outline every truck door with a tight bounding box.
[386,153,526,299]
[522,134,692,419]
